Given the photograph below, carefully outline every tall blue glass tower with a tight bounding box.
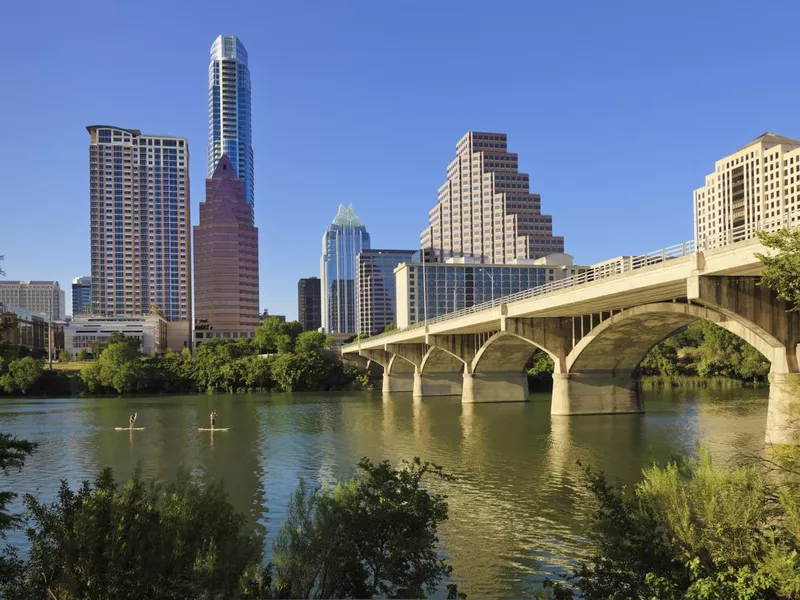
[320,205,371,335]
[208,35,254,217]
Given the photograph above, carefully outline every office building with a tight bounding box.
[0,303,64,355]
[193,155,259,345]
[0,280,64,319]
[695,132,800,250]
[394,254,587,327]
[208,35,254,216]
[356,249,415,336]
[298,277,322,331]
[87,125,191,351]
[72,276,91,316]
[321,204,370,335]
[421,132,564,263]
[64,315,167,356]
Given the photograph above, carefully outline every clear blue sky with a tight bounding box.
[2,0,800,319]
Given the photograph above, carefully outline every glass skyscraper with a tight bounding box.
[320,204,370,335]
[208,35,254,215]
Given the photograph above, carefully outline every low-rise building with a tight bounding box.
[64,315,168,356]
[394,254,589,327]
[0,303,63,355]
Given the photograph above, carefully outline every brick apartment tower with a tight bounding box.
[193,155,260,344]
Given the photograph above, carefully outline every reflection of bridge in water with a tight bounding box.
[344,228,800,443]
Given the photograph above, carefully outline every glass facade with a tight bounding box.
[320,205,370,335]
[356,249,415,337]
[71,276,92,316]
[398,262,587,326]
[208,35,254,217]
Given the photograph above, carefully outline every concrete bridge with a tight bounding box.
[342,237,800,443]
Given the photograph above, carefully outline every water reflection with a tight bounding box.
[0,387,769,598]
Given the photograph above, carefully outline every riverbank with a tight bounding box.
[641,375,767,390]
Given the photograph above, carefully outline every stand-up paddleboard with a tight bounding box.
[114,427,146,431]
[198,428,230,432]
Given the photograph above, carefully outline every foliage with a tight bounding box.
[294,331,331,355]
[75,349,89,361]
[757,228,800,311]
[527,350,556,389]
[5,468,263,600]
[0,434,36,586]
[573,450,800,599]
[383,322,397,332]
[254,317,303,354]
[57,350,70,362]
[272,457,461,599]
[1,357,43,395]
[88,331,140,358]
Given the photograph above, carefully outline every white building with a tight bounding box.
[0,281,65,319]
[694,132,800,250]
[64,315,168,356]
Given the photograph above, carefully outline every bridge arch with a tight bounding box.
[566,301,790,375]
[386,354,417,375]
[419,346,465,375]
[471,331,563,375]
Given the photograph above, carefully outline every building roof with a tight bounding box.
[331,204,364,227]
[0,280,60,286]
[736,132,800,153]
[211,154,238,179]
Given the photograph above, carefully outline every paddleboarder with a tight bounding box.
[129,412,137,429]
[210,409,218,429]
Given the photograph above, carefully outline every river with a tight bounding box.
[0,388,769,598]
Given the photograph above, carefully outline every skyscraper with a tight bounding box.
[297,277,322,332]
[87,125,192,350]
[422,132,563,263]
[0,281,65,319]
[356,249,415,337]
[321,204,370,335]
[71,276,91,316]
[694,132,800,250]
[208,35,254,215]
[193,155,260,345]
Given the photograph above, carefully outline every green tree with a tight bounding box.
[76,349,89,361]
[294,331,330,355]
[57,350,70,363]
[7,468,263,600]
[0,433,36,586]
[757,228,800,311]
[98,341,141,393]
[254,317,303,354]
[4,357,43,395]
[383,322,397,333]
[273,457,461,599]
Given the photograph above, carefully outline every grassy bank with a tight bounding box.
[641,375,767,390]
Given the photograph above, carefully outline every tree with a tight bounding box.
[757,228,800,311]
[273,457,461,599]
[57,350,70,363]
[4,357,43,395]
[254,317,303,354]
[383,323,397,333]
[0,433,36,585]
[98,341,141,393]
[7,468,263,600]
[294,331,330,355]
[76,349,89,361]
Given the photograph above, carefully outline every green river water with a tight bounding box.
[0,388,770,597]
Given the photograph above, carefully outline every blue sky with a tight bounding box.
[2,0,800,319]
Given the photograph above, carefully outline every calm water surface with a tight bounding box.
[0,388,769,598]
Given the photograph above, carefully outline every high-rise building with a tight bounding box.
[422,132,564,263]
[71,276,91,316]
[321,204,370,335]
[193,155,260,345]
[87,125,192,351]
[356,249,415,337]
[208,35,254,216]
[694,132,800,250]
[297,277,322,331]
[0,281,64,319]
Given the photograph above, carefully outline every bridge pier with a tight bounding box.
[414,372,462,397]
[766,372,800,445]
[551,372,643,415]
[462,371,529,403]
[382,372,415,393]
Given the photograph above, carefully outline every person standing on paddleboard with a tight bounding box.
[210,410,217,429]
[129,412,137,429]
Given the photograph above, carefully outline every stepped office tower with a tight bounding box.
[87,125,191,350]
[694,132,800,250]
[208,35,254,218]
[194,156,260,344]
[421,132,563,263]
[321,205,370,335]
[297,277,322,332]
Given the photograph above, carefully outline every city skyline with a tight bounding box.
[3,1,800,319]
